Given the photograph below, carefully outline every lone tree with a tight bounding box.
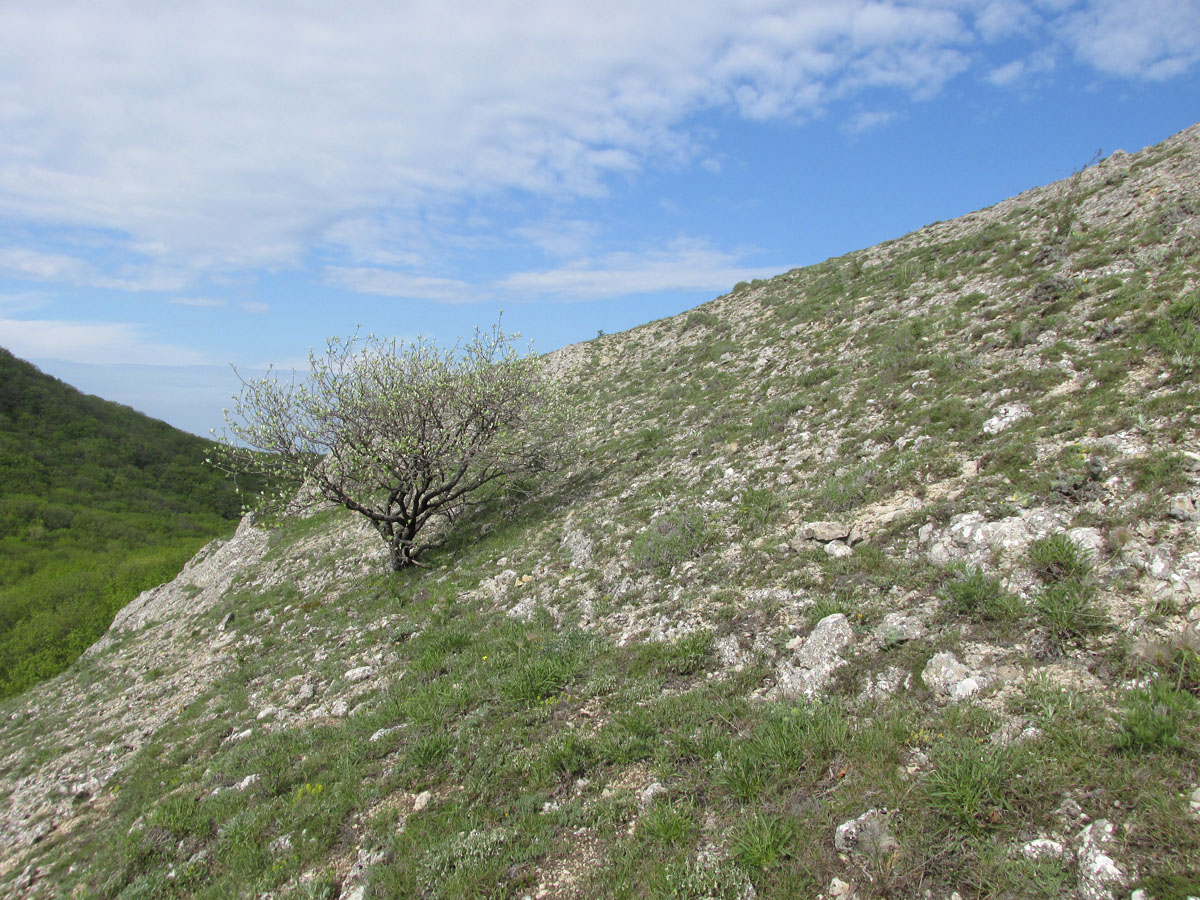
[216,321,569,571]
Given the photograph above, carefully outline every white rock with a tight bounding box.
[234,774,260,791]
[369,725,404,743]
[345,666,373,683]
[982,402,1030,435]
[638,782,667,809]
[1189,785,1200,819]
[834,808,898,857]
[413,790,432,812]
[825,540,853,558]
[1020,838,1069,861]
[330,700,349,717]
[794,614,854,671]
[1076,820,1126,900]
[922,652,988,702]
[828,876,854,898]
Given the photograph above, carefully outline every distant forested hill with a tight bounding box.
[0,347,250,698]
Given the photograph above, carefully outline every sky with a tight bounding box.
[1,1,1199,437]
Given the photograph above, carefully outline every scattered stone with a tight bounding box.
[771,613,855,699]
[874,612,925,647]
[345,666,373,683]
[413,790,432,812]
[256,706,278,721]
[235,774,260,791]
[922,652,987,701]
[1189,786,1200,819]
[1076,820,1126,900]
[827,876,855,898]
[834,808,898,858]
[218,612,235,631]
[330,700,349,718]
[802,521,851,543]
[824,540,853,558]
[1020,838,1069,861]
[638,782,667,810]
[1169,494,1197,521]
[227,728,253,742]
[982,402,1030,435]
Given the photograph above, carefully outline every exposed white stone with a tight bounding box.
[413,790,432,812]
[834,808,898,857]
[982,402,1030,434]
[344,666,373,683]
[1020,838,1069,861]
[922,652,988,702]
[1076,820,1126,900]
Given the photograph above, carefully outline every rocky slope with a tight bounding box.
[2,124,1199,900]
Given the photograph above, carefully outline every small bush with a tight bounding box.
[1115,680,1197,753]
[1034,579,1104,649]
[1029,534,1092,582]
[639,801,699,847]
[630,510,716,577]
[941,566,1024,623]
[925,742,1013,832]
[730,814,796,870]
[1146,289,1200,375]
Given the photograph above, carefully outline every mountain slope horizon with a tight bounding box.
[1,122,1198,899]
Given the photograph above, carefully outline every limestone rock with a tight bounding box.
[1076,820,1126,900]
[802,521,851,543]
[834,808,898,858]
[922,652,988,702]
[982,402,1030,435]
[345,666,374,683]
[771,614,855,699]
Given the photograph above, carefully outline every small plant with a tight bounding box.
[1029,534,1092,582]
[730,813,796,870]
[1034,579,1104,649]
[1145,289,1200,375]
[630,510,716,577]
[639,800,699,847]
[1114,679,1197,753]
[925,741,1013,832]
[940,566,1024,623]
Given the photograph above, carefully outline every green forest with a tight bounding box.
[0,348,251,699]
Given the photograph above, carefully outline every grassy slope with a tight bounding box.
[2,128,1199,899]
[0,349,248,698]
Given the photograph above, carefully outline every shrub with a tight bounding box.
[1029,534,1092,582]
[630,510,716,577]
[1115,680,1197,753]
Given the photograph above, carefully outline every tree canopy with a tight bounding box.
[218,322,570,571]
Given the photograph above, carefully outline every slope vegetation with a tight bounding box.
[2,125,1199,899]
[0,350,248,698]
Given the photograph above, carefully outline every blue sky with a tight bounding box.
[1,1,1199,436]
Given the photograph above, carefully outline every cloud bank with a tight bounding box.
[2,0,1196,296]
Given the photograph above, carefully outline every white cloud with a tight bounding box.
[844,109,898,134]
[988,49,1057,86]
[1,0,1194,294]
[240,301,269,315]
[0,318,209,366]
[323,267,476,303]
[1062,0,1200,79]
[0,0,999,281]
[496,240,779,301]
[0,248,90,282]
[170,296,227,308]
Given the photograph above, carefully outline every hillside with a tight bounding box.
[0,350,250,698]
[1,124,1199,900]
